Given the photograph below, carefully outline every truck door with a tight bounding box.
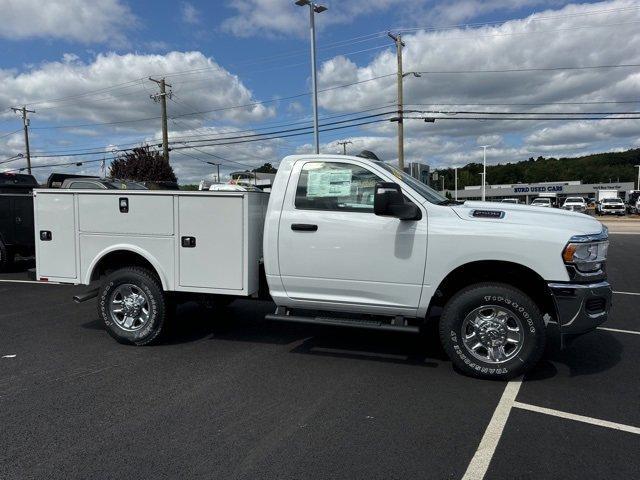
[277,159,428,311]
[35,193,77,279]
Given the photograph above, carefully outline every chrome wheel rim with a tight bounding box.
[461,305,524,364]
[109,284,151,332]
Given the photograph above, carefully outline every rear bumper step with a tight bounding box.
[264,313,420,333]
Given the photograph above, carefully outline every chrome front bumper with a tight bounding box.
[548,281,612,336]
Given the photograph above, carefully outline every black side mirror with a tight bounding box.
[374,182,421,221]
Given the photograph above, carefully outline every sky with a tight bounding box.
[1,0,639,184]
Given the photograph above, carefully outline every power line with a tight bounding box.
[414,63,640,74]
[28,74,395,131]
[414,109,640,115]
[0,128,23,139]
[405,115,640,121]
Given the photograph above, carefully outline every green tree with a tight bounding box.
[252,163,277,174]
[109,146,177,183]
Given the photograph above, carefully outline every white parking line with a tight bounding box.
[461,379,522,480]
[613,290,640,296]
[597,326,640,336]
[514,402,640,435]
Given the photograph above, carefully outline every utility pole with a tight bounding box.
[479,145,490,201]
[635,165,640,190]
[149,77,172,163]
[337,140,352,155]
[295,0,327,154]
[388,32,406,171]
[10,106,35,174]
[206,161,221,183]
[441,176,445,193]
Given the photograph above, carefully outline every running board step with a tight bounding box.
[264,313,419,333]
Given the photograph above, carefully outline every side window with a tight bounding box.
[295,162,382,213]
[69,181,100,189]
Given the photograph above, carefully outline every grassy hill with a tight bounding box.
[435,148,640,190]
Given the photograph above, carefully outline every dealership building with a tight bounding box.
[447,180,635,204]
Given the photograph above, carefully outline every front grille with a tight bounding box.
[585,297,606,314]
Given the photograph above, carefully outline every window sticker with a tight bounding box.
[307,169,352,198]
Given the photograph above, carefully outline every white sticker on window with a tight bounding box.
[307,169,352,198]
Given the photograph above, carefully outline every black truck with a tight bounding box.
[0,173,38,270]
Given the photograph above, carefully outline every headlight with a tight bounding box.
[562,229,609,273]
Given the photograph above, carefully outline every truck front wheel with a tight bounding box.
[98,267,168,346]
[439,283,546,380]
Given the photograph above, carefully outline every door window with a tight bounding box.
[295,162,381,212]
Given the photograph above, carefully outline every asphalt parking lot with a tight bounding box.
[1,234,639,480]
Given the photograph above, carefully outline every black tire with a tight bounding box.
[0,240,12,272]
[97,267,168,345]
[439,282,546,380]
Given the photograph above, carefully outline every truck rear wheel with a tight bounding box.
[439,283,546,380]
[98,267,168,346]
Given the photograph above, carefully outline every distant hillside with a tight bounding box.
[434,148,640,191]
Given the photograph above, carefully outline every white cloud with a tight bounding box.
[0,51,274,129]
[181,2,201,25]
[313,0,640,166]
[0,0,136,44]
[221,0,404,38]
[403,0,563,26]
[219,0,564,38]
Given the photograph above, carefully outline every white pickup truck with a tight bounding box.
[32,154,611,379]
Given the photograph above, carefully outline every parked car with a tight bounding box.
[501,198,519,204]
[596,197,626,216]
[562,197,587,213]
[530,197,553,207]
[0,173,38,271]
[626,190,640,214]
[33,154,611,380]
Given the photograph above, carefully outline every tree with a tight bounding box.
[109,146,177,183]
[252,162,277,174]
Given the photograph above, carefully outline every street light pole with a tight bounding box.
[479,145,490,201]
[635,165,640,190]
[206,162,221,183]
[295,0,327,154]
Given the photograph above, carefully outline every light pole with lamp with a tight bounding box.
[294,0,327,155]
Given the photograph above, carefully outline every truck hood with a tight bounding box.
[451,201,604,235]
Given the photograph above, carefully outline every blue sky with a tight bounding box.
[1,0,639,183]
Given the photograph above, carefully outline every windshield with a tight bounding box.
[565,198,583,204]
[603,198,622,203]
[532,198,550,204]
[373,161,447,204]
[106,181,147,190]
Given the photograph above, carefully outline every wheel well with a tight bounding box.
[90,250,161,285]
[429,261,554,318]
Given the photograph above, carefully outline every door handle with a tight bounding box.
[181,236,196,248]
[291,224,318,232]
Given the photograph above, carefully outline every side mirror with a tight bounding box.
[374,182,422,221]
